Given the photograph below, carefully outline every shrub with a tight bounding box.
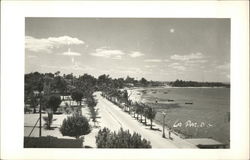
[60,114,91,139]
[96,127,151,148]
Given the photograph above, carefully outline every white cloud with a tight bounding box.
[90,48,125,59]
[216,62,230,70]
[62,51,81,56]
[184,59,208,67]
[145,65,156,68]
[129,51,144,58]
[144,59,162,63]
[25,36,84,53]
[60,62,94,71]
[170,52,204,61]
[168,62,186,71]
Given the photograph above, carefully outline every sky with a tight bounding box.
[25,18,230,82]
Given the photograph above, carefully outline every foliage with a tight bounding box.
[60,114,91,139]
[140,77,148,86]
[86,95,97,108]
[135,103,144,121]
[145,107,157,129]
[28,92,39,113]
[43,95,62,129]
[52,76,67,95]
[86,95,98,123]
[71,90,84,106]
[169,79,230,87]
[96,127,151,148]
[25,72,44,95]
[46,95,62,112]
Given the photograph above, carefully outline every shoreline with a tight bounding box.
[127,87,229,145]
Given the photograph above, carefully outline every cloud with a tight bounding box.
[184,59,208,67]
[216,62,230,70]
[170,52,204,61]
[168,62,186,71]
[25,36,84,53]
[129,51,144,58]
[145,65,156,68]
[62,50,81,56]
[63,63,95,71]
[112,67,147,75]
[90,48,125,59]
[144,59,162,63]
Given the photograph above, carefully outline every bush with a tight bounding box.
[60,114,91,139]
[96,128,151,148]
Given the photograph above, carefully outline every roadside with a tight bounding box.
[91,92,197,148]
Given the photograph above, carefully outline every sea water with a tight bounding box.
[140,87,230,145]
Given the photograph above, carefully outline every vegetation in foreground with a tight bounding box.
[96,127,151,148]
[60,114,91,139]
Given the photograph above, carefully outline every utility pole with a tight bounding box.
[162,111,166,138]
[39,93,42,137]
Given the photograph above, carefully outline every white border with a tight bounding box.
[1,1,249,160]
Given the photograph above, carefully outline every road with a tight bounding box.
[94,92,197,148]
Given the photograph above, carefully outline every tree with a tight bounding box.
[52,76,67,95]
[96,127,151,148]
[135,103,143,121]
[60,114,91,139]
[47,95,62,112]
[86,95,98,126]
[145,107,157,129]
[29,92,39,113]
[140,77,148,86]
[45,95,62,129]
[71,90,84,106]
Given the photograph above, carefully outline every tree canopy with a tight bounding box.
[71,90,84,106]
[46,95,62,112]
